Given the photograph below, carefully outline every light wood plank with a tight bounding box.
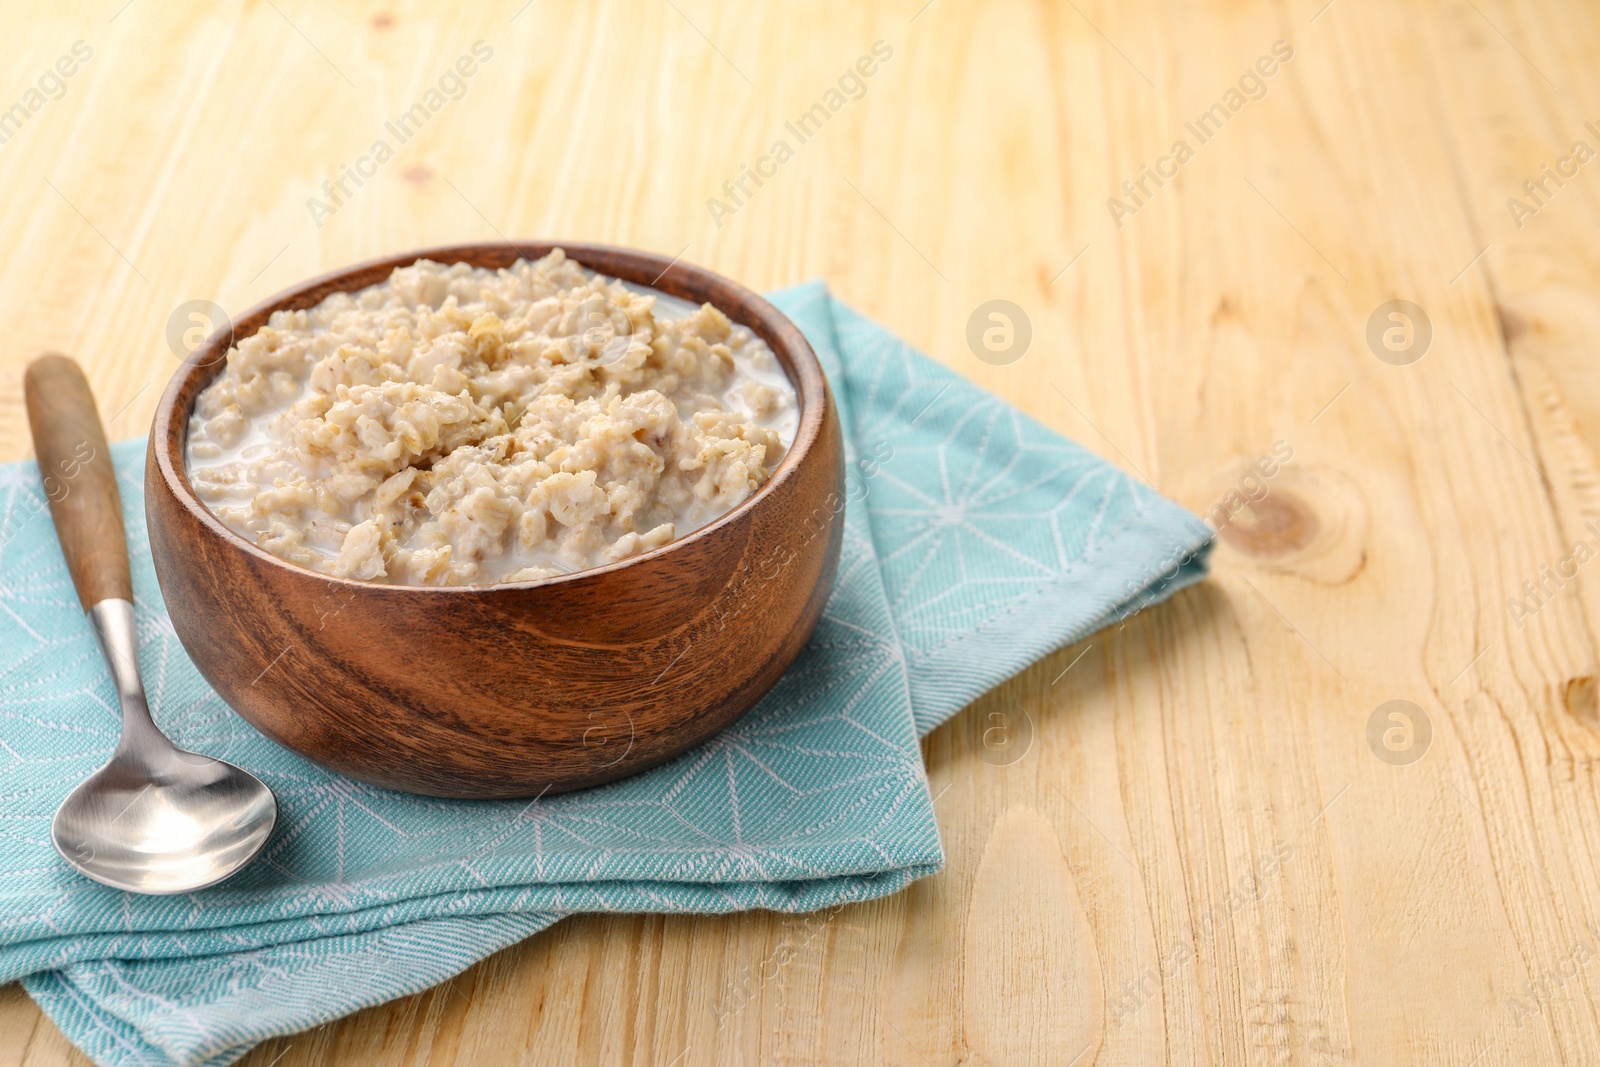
[4,1,1600,1064]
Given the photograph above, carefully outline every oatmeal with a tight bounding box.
[186,251,798,585]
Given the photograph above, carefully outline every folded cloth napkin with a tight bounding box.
[0,283,1212,1066]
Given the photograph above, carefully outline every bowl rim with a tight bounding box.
[150,240,830,595]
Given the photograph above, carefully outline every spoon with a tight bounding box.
[24,354,277,894]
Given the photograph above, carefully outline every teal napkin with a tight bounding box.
[0,284,1211,1066]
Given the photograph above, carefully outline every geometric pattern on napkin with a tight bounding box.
[0,284,1211,1066]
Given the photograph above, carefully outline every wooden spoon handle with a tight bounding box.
[24,353,131,611]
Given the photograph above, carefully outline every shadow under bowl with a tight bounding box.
[146,242,844,798]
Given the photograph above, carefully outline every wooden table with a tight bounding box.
[4,1,1599,1063]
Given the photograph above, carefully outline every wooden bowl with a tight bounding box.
[145,242,844,798]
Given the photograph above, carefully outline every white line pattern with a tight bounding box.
[1,286,1210,1066]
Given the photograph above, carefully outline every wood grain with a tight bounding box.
[2,0,1599,1063]
[22,354,130,611]
[147,242,844,797]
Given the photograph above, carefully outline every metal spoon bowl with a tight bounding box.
[52,763,277,893]
[50,600,277,893]
[26,354,278,895]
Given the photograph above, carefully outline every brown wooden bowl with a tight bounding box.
[146,242,844,798]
